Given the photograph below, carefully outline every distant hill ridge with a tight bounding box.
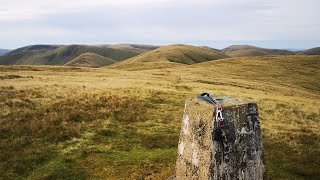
[0,44,140,65]
[64,52,116,67]
[222,45,295,57]
[102,44,160,53]
[298,47,320,55]
[110,44,229,70]
[0,49,12,56]
[8,45,62,55]
[1,43,319,67]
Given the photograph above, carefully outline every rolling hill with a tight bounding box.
[0,45,140,65]
[0,49,11,56]
[222,45,295,57]
[2,44,319,67]
[199,46,222,52]
[110,44,229,70]
[64,52,116,67]
[103,44,160,53]
[299,47,320,55]
[7,45,62,55]
[0,51,43,65]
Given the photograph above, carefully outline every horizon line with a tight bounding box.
[2,41,319,51]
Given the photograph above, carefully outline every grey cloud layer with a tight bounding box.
[0,0,319,49]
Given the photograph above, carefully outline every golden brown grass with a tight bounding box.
[110,44,229,70]
[223,45,295,57]
[103,44,160,54]
[64,52,116,67]
[0,55,319,179]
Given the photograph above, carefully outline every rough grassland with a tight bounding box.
[0,45,139,66]
[0,55,319,179]
[222,45,295,57]
[64,52,117,67]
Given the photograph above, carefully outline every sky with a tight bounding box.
[0,0,319,49]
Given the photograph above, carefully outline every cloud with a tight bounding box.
[0,0,319,48]
[0,0,171,21]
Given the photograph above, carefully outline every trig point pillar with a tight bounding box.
[175,97,266,180]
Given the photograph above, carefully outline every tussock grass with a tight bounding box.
[0,86,151,179]
[0,55,319,179]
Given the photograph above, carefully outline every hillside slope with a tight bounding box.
[223,45,295,57]
[192,55,320,93]
[0,55,319,179]
[0,49,11,56]
[7,45,62,55]
[299,47,320,55]
[64,52,116,67]
[0,51,45,65]
[103,44,160,53]
[0,45,139,65]
[110,44,229,70]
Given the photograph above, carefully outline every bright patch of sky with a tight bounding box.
[0,0,319,49]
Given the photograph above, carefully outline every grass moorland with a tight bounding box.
[7,45,61,54]
[111,44,229,70]
[104,44,160,54]
[0,45,140,66]
[64,52,117,68]
[222,45,295,57]
[0,55,319,179]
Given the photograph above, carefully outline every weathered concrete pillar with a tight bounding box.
[175,98,266,180]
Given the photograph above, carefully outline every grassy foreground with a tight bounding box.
[0,55,319,179]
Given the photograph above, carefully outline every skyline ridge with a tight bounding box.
[2,41,318,51]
